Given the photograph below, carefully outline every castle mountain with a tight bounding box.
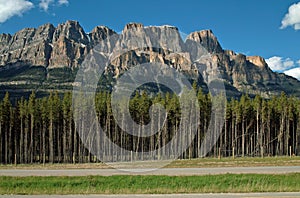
[0,20,299,98]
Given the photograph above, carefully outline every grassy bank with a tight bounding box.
[168,156,300,168]
[1,174,300,194]
[1,156,300,169]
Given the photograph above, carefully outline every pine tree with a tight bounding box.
[28,92,36,163]
[2,92,11,164]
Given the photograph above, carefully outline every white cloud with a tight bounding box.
[0,0,34,23]
[297,60,300,66]
[281,2,300,30]
[265,56,295,71]
[284,67,300,80]
[39,0,54,12]
[39,0,68,11]
[58,0,68,5]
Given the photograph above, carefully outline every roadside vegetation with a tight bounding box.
[1,174,300,195]
[0,156,300,169]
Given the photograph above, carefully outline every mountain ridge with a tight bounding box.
[0,20,299,99]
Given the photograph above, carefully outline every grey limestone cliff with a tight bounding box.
[0,21,299,98]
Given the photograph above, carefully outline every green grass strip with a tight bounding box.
[0,174,300,195]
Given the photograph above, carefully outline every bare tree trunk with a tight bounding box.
[73,121,77,164]
[19,118,23,164]
[30,114,34,164]
[279,114,285,155]
[63,119,67,163]
[69,117,73,163]
[242,118,245,157]
[24,118,28,164]
[49,118,54,163]
[0,121,2,163]
[8,115,13,164]
[42,125,46,164]
[57,124,61,163]
[286,116,290,156]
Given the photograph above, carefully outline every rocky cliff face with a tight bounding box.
[0,21,116,68]
[186,30,223,54]
[0,20,299,98]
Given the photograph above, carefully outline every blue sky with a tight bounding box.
[0,0,300,79]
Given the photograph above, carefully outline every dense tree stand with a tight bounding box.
[0,90,299,164]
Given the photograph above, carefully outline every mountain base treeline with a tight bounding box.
[0,89,299,164]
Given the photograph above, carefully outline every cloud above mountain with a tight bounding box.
[281,2,300,30]
[266,56,300,80]
[58,0,69,5]
[0,0,34,23]
[284,67,300,80]
[39,0,69,11]
[39,0,54,12]
[265,56,295,71]
[0,0,70,22]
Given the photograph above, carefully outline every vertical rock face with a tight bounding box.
[31,24,55,66]
[49,20,90,68]
[52,20,88,44]
[145,25,185,52]
[88,26,117,53]
[89,26,116,45]
[0,20,116,69]
[0,33,12,65]
[107,24,190,78]
[186,30,223,54]
[0,21,300,97]
[0,22,221,69]
[123,23,144,32]
[116,23,185,53]
[0,24,55,66]
[246,56,267,68]
[0,33,12,51]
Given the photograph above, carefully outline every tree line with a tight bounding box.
[0,88,299,164]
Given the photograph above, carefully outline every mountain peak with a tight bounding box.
[54,20,87,43]
[63,20,81,26]
[123,23,144,32]
[186,29,223,53]
[246,56,267,68]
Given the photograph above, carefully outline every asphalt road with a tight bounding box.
[0,166,299,176]
[1,193,300,197]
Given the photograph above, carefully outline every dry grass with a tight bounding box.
[167,156,300,168]
[0,156,299,169]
